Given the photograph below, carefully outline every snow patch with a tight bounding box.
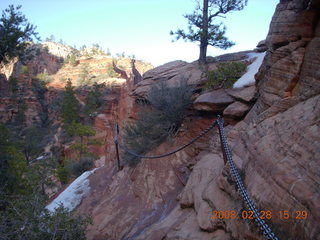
[46,168,98,212]
[233,52,266,88]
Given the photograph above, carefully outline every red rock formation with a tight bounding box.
[131,59,143,85]
[112,60,129,81]
[77,118,216,240]
[136,1,320,239]
[76,1,319,240]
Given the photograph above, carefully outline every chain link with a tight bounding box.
[117,120,218,159]
[115,116,280,240]
[216,116,280,240]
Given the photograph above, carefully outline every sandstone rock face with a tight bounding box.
[223,101,250,119]
[134,51,254,98]
[253,0,320,121]
[77,118,216,240]
[0,1,316,239]
[226,85,257,103]
[50,56,152,88]
[255,40,267,52]
[41,42,74,58]
[193,89,234,112]
[193,86,256,122]
[133,60,204,97]
[138,1,319,239]
[76,1,319,240]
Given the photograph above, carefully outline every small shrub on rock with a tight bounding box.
[123,78,194,166]
[204,61,247,89]
[36,72,53,84]
[21,65,29,75]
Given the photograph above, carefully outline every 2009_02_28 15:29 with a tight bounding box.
[211,210,308,220]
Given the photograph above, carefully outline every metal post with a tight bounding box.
[114,124,121,171]
[216,116,228,165]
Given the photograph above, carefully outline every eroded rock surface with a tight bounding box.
[76,1,320,240]
[136,1,320,239]
[78,119,216,240]
[193,89,234,112]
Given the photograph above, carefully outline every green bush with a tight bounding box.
[204,61,247,89]
[0,193,90,239]
[59,77,67,83]
[123,78,193,166]
[21,65,29,75]
[0,124,28,194]
[106,64,118,78]
[148,79,193,129]
[36,72,53,84]
[0,124,90,239]
[64,53,78,66]
[78,63,92,85]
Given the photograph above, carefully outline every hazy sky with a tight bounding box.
[0,0,279,66]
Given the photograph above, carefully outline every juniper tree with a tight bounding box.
[171,0,247,64]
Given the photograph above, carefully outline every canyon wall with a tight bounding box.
[78,0,319,239]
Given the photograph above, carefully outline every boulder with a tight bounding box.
[226,85,257,103]
[193,89,234,112]
[256,40,266,48]
[133,60,206,97]
[255,39,267,52]
[223,101,250,119]
[142,60,189,81]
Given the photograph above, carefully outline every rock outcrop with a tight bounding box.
[133,51,253,98]
[136,1,320,239]
[2,0,317,239]
[77,118,216,240]
[75,1,320,240]
[193,89,234,112]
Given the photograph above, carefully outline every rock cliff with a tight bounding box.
[1,0,318,239]
[0,42,153,197]
[76,0,319,239]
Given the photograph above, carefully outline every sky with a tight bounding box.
[0,0,279,66]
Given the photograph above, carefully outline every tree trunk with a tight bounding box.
[199,0,209,64]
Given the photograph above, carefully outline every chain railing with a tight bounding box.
[114,120,217,164]
[114,116,280,240]
[216,116,280,240]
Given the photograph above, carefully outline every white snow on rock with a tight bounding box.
[233,52,266,88]
[46,168,98,212]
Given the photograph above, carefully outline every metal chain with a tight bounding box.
[216,116,280,240]
[116,116,280,239]
[116,120,218,159]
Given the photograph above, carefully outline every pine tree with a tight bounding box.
[61,79,80,125]
[84,82,103,117]
[171,0,247,64]
[67,122,96,159]
[0,5,39,64]
[21,127,43,163]
[67,122,99,176]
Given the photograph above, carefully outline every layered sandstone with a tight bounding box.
[137,1,320,239]
[76,1,320,240]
